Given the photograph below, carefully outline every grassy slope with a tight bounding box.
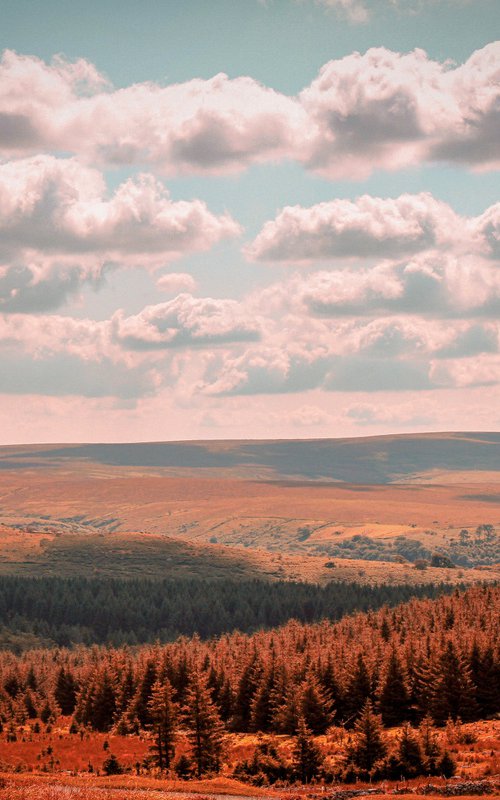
[0,433,498,583]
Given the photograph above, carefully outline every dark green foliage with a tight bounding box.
[0,575,459,647]
[347,700,387,776]
[437,750,456,777]
[379,648,410,726]
[183,667,226,777]
[147,679,177,772]
[344,653,372,724]
[395,724,425,777]
[102,753,123,775]
[174,753,193,779]
[430,641,479,724]
[54,666,78,715]
[299,673,334,734]
[292,716,323,783]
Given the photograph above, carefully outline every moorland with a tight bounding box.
[0,433,498,799]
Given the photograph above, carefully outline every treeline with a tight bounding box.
[0,586,497,734]
[0,576,460,647]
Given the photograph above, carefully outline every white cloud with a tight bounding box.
[0,156,240,312]
[1,45,498,178]
[156,273,198,294]
[246,193,461,262]
[112,294,262,350]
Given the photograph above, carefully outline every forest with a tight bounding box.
[0,585,497,784]
[0,575,460,647]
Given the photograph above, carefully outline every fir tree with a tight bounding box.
[91,670,116,732]
[183,667,226,777]
[132,660,157,728]
[378,648,410,726]
[431,641,479,724]
[348,699,387,776]
[147,679,177,772]
[418,714,441,775]
[54,667,78,716]
[345,653,372,725]
[396,724,425,778]
[292,716,323,783]
[299,673,334,734]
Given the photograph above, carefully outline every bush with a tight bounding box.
[103,753,123,775]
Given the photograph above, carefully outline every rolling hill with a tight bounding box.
[0,432,498,583]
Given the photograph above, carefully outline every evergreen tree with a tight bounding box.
[147,679,177,772]
[292,716,323,783]
[347,699,387,776]
[469,644,500,717]
[299,673,334,734]
[396,724,425,778]
[430,641,479,724]
[183,667,226,777]
[54,667,78,716]
[232,654,262,731]
[91,670,116,732]
[418,714,441,775]
[378,648,410,726]
[345,653,372,725]
[132,660,157,728]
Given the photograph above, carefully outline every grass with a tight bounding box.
[0,721,497,799]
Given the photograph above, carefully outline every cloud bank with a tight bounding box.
[1,43,498,177]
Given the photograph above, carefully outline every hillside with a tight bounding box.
[2,432,500,483]
[0,433,498,582]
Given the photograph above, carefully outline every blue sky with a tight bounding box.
[0,0,499,442]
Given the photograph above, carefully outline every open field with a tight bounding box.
[0,720,497,799]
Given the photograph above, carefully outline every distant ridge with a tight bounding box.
[1,431,500,484]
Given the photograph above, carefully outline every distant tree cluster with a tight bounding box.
[311,526,499,567]
[0,575,458,647]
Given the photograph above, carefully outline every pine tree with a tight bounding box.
[418,714,441,775]
[232,654,262,731]
[292,715,323,784]
[54,667,78,716]
[183,667,226,777]
[147,679,177,772]
[299,673,334,734]
[91,670,116,732]
[430,641,479,724]
[396,724,425,778]
[348,699,387,776]
[469,645,500,717]
[132,660,157,728]
[345,653,372,725]
[378,648,410,726]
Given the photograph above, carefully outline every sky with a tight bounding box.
[0,0,499,444]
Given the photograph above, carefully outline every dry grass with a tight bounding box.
[0,721,497,799]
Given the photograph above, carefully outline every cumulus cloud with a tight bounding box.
[1,45,498,177]
[300,43,500,178]
[156,273,198,293]
[0,314,160,398]
[430,354,500,388]
[112,294,262,350]
[256,251,500,318]
[0,156,240,263]
[247,193,461,262]
[0,257,104,313]
[0,51,305,173]
[0,156,240,312]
